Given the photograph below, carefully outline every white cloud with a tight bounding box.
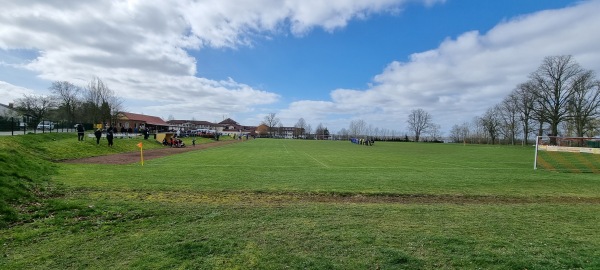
[0,81,36,105]
[0,0,441,122]
[277,0,600,133]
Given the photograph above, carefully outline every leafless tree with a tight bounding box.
[568,71,600,137]
[305,124,312,139]
[315,123,329,140]
[514,82,537,144]
[407,108,432,142]
[49,81,82,124]
[499,93,521,145]
[262,113,280,138]
[349,119,366,137]
[479,106,502,144]
[428,123,442,141]
[294,118,307,138]
[83,77,122,125]
[450,122,470,143]
[14,94,57,124]
[529,55,584,138]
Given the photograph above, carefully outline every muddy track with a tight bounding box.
[62,140,240,165]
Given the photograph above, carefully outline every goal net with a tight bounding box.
[534,136,600,173]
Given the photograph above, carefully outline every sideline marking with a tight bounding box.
[303,152,329,168]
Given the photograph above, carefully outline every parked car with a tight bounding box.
[37,121,55,130]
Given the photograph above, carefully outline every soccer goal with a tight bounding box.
[534,136,600,173]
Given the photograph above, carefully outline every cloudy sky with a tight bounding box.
[1,0,599,134]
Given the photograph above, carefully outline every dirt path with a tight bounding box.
[63,140,240,165]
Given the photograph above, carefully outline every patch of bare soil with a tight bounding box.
[63,140,240,165]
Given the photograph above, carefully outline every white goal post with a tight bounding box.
[534,136,600,170]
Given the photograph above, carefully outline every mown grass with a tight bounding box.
[2,135,600,269]
[537,150,600,173]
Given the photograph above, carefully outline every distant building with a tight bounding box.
[256,123,300,139]
[167,120,222,132]
[116,112,169,132]
[0,103,19,118]
[218,118,256,136]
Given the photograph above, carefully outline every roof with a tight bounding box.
[119,112,168,126]
[218,118,239,125]
[0,103,20,117]
[167,120,217,126]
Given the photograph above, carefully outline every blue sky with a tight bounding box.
[1,0,599,134]
[195,0,578,102]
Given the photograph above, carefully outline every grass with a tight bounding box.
[1,135,600,269]
[537,150,600,173]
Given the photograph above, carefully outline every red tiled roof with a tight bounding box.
[120,112,168,126]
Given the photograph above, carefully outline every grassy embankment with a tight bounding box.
[1,135,600,269]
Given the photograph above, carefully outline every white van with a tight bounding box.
[37,121,54,130]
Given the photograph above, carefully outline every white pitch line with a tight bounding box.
[303,152,329,168]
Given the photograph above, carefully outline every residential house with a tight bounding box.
[218,118,256,136]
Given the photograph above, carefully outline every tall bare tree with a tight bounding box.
[407,108,432,142]
[499,93,521,145]
[84,77,122,125]
[480,106,502,144]
[315,123,329,140]
[514,81,537,144]
[530,55,584,138]
[294,118,307,138]
[262,113,280,138]
[49,81,82,124]
[568,71,600,137]
[450,122,470,143]
[428,123,442,141]
[348,119,366,137]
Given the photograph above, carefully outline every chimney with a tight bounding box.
[8,103,14,108]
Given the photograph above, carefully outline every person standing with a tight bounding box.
[106,126,114,147]
[94,128,102,145]
[76,124,85,141]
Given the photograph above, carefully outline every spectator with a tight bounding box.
[94,128,102,145]
[76,124,85,141]
[107,126,114,147]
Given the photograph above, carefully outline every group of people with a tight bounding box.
[92,126,115,147]
[350,137,374,146]
[77,123,154,147]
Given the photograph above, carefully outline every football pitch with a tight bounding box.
[3,138,600,269]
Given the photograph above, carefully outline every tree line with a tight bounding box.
[11,78,122,129]
[450,55,600,145]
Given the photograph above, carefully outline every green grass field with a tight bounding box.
[2,134,600,269]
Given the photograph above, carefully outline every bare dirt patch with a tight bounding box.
[63,140,240,165]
